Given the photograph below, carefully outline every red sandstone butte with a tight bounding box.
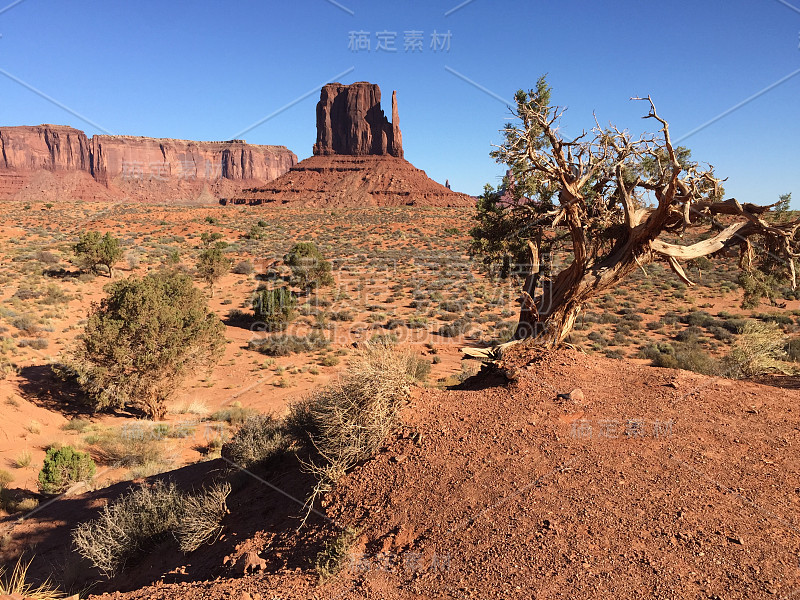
[313,81,403,158]
[234,82,472,208]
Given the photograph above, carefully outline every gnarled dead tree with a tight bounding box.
[472,80,800,349]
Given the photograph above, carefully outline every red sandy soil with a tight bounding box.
[6,346,799,599]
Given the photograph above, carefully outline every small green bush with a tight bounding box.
[38,446,96,494]
[285,242,334,292]
[252,287,296,331]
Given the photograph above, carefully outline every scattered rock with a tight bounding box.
[242,551,267,574]
[556,388,585,403]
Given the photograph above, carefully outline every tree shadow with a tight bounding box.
[4,456,332,594]
[751,374,800,390]
[448,364,509,391]
[16,364,93,418]
[222,310,258,332]
[43,267,82,279]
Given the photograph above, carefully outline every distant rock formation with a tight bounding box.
[0,125,92,172]
[231,82,472,208]
[313,82,403,158]
[0,124,297,202]
[90,135,296,186]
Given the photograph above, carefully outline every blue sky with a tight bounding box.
[1,0,798,203]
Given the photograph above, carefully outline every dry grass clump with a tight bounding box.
[174,481,231,552]
[87,425,170,469]
[221,413,292,468]
[724,320,788,378]
[0,557,65,599]
[288,341,413,516]
[72,479,231,577]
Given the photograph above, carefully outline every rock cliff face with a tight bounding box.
[0,125,91,172]
[313,82,403,158]
[0,125,297,200]
[90,136,296,185]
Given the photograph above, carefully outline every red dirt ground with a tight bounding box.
[8,345,799,599]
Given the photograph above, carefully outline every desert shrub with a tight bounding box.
[648,342,720,376]
[675,325,704,343]
[704,325,733,342]
[74,231,122,277]
[315,527,360,582]
[598,313,620,324]
[319,355,340,367]
[285,242,334,293]
[11,314,39,335]
[88,426,168,468]
[249,331,329,356]
[405,355,431,381]
[72,480,183,576]
[438,319,471,338]
[232,259,255,275]
[174,482,231,552]
[0,469,12,489]
[723,321,787,378]
[41,283,69,305]
[72,480,230,575]
[246,224,267,240]
[35,250,60,264]
[38,446,96,494]
[13,288,41,301]
[252,287,296,331]
[287,341,413,491]
[196,242,231,297]
[0,557,65,599]
[221,414,291,468]
[786,337,800,362]
[58,271,225,420]
[17,338,49,350]
[13,450,31,468]
[61,418,91,433]
[587,331,608,348]
[684,310,715,327]
[328,310,354,322]
[209,403,256,425]
[439,299,464,313]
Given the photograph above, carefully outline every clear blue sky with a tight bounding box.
[1,0,798,203]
